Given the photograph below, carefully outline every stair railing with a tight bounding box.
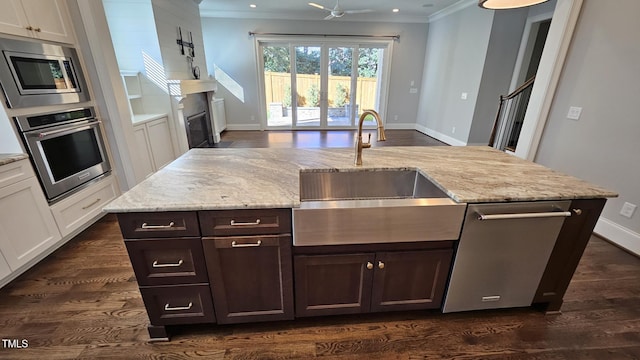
[488,76,535,152]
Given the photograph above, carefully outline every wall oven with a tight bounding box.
[15,107,111,203]
[0,37,89,108]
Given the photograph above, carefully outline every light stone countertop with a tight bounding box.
[103,146,617,213]
[0,153,28,166]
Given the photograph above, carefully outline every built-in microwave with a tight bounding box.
[0,37,89,108]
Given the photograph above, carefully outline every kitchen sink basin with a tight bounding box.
[299,169,450,201]
[293,169,467,246]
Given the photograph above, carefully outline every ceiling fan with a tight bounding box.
[308,1,373,20]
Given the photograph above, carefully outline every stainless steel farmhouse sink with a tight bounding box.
[293,169,467,246]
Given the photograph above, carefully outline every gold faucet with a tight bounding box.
[355,109,386,166]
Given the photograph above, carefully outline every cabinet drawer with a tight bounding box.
[125,238,208,286]
[118,212,200,238]
[140,284,215,325]
[51,176,118,237]
[199,209,291,236]
[0,159,33,189]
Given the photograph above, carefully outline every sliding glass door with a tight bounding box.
[260,38,391,129]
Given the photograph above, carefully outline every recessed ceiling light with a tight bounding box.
[392,8,400,12]
[250,4,257,8]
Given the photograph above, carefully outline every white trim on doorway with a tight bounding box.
[515,0,583,161]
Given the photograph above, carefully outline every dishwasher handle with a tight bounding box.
[476,210,572,221]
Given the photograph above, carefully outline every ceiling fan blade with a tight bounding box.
[324,14,336,20]
[309,2,328,10]
[345,9,373,14]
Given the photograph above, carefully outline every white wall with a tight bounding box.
[535,0,640,253]
[416,5,494,145]
[102,0,162,73]
[467,9,528,145]
[201,18,429,129]
[152,0,207,80]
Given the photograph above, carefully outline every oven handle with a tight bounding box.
[37,120,101,138]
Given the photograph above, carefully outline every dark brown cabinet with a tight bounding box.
[201,209,294,324]
[117,212,213,341]
[534,198,606,312]
[294,247,453,317]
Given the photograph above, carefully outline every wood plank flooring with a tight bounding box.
[214,130,448,148]
[0,215,638,359]
[1,130,638,359]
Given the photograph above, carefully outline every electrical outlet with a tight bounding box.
[461,92,468,100]
[409,88,418,94]
[620,202,637,218]
[567,106,582,120]
[250,115,255,121]
[452,126,456,134]
[393,115,398,121]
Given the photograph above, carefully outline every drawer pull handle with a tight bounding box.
[141,221,175,229]
[81,198,101,210]
[230,219,261,226]
[152,259,183,268]
[164,302,193,311]
[378,261,385,269]
[231,240,262,247]
[476,211,571,221]
[366,262,373,270]
[34,27,41,32]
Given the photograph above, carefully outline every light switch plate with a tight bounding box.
[567,106,582,120]
[620,202,637,218]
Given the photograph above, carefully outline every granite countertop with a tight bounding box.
[0,153,28,166]
[103,146,617,213]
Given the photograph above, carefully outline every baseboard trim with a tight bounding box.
[594,217,640,256]
[225,124,261,131]
[415,124,467,146]
[385,123,417,130]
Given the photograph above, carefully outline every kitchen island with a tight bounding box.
[104,146,616,341]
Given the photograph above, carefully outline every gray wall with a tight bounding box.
[201,18,429,128]
[535,0,640,234]
[467,9,528,145]
[416,5,494,144]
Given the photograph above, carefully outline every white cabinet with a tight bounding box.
[0,0,74,44]
[0,160,61,271]
[211,98,227,143]
[132,116,176,182]
[50,175,118,237]
[0,254,10,282]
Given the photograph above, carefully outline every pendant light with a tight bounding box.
[478,0,550,10]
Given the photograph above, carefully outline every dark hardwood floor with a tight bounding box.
[213,129,448,148]
[1,131,638,359]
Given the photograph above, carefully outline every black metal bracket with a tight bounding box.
[177,27,195,57]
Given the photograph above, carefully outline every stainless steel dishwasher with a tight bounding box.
[443,200,572,313]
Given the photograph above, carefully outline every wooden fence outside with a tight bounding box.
[264,72,377,109]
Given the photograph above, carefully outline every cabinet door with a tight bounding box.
[0,253,11,282]
[370,250,452,313]
[534,199,606,311]
[20,0,74,43]
[0,177,61,270]
[203,235,294,324]
[0,0,31,38]
[294,253,374,317]
[133,123,155,182]
[146,117,175,170]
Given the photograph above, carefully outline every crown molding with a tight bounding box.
[428,0,477,23]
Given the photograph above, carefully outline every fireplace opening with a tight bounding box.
[182,92,213,148]
[186,111,210,148]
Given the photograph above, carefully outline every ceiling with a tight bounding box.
[198,0,467,23]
